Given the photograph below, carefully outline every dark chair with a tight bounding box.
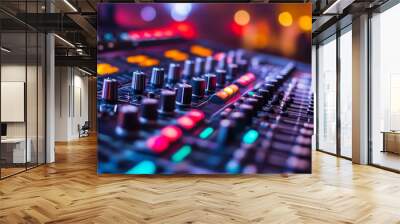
[78,121,90,138]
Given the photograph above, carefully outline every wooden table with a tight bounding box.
[382,131,400,154]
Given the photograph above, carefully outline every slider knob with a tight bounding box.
[205,74,217,93]
[150,67,164,88]
[167,63,181,84]
[116,105,140,136]
[217,119,237,145]
[192,77,206,98]
[101,78,118,103]
[194,57,205,77]
[205,56,217,73]
[217,53,228,70]
[131,71,146,94]
[216,69,227,87]
[158,90,176,115]
[140,98,159,121]
[176,83,192,106]
[227,63,239,81]
[182,60,195,80]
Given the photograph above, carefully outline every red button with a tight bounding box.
[186,110,205,122]
[147,136,170,153]
[177,116,196,130]
[161,126,182,142]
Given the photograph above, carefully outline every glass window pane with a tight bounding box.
[318,37,337,154]
[1,31,27,177]
[340,29,352,158]
[371,4,400,171]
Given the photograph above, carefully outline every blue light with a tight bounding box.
[104,33,114,41]
[126,160,156,174]
[140,6,156,22]
[170,3,192,22]
[120,32,129,41]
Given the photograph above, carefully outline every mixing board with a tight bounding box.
[97,31,314,174]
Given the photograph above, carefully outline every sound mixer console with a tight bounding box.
[97,39,314,174]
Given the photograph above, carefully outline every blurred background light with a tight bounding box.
[298,15,312,31]
[278,12,293,27]
[140,6,156,22]
[234,10,250,26]
[170,3,192,22]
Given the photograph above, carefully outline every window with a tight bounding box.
[317,36,337,154]
[371,3,400,171]
[339,28,352,158]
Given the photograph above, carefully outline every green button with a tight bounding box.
[242,129,259,144]
[199,127,214,139]
[171,145,192,162]
[126,160,156,174]
[247,91,255,96]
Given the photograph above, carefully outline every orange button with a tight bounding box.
[216,91,229,100]
[177,116,196,130]
[126,55,148,64]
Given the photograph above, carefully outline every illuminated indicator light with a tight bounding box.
[140,6,156,22]
[171,4,192,22]
[139,59,159,67]
[223,86,234,95]
[120,32,129,41]
[214,52,225,61]
[242,129,259,144]
[126,55,148,64]
[298,15,312,32]
[126,160,156,174]
[190,45,212,57]
[104,33,113,41]
[97,63,119,75]
[172,52,189,61]
[234,10,250,26]
[161,126,182,142]
[246,73,255,80]
[199,127,214,139]
[216,91,229,100]
[154,31,163,37]
[226,160,240,174]
[164,49,181,58]
[278,12,293,27]
[171,145,192,162]
[187,110,205,122]
[164,30,173,36]
[177,116,195,130]
[143,32,152,38]
[248,91,255,96]
[147,136,170,153]
[129,33,140,40]
[229,84,239,92]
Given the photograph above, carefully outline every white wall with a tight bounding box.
[54,67,89,141]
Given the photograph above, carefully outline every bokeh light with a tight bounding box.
[140,6,156,22]
[170,3,192,22]
[234,10,250,26]
[298,15,312,32]
[278,12,293,27]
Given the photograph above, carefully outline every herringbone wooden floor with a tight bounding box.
[1,135,400,224]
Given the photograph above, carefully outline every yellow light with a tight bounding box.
[139,58,159,67]
[97,63,119,76]
[190,45,212,57]
[234,10,250,26]
[278,12,293,27]
[126,55,148,64]
[298,15,312,32]
[223,87,234,95]
[172,52,189,61]
[164,49,181,58]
